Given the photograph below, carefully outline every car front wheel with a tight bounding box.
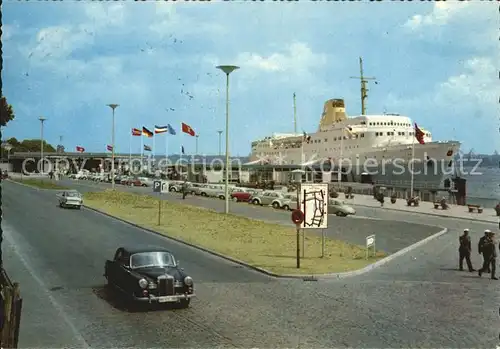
[272,202,280,209]
[252,199,259,205]
[282,205,290,211]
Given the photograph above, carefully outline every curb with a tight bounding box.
[83,204,449,280]
[351,202,497,224]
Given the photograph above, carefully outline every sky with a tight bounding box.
[2,1,498,156]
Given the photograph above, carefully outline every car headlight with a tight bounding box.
[138,278,148,289]
[184,276,193,286]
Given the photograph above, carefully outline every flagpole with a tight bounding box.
[179,122,183,178]
[141,133,144,169]
[165,134,169,161]
[410,123,415,199]
[129,132,132,172]
[153,133,156,166]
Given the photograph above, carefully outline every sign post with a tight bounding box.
[366,234,376,259]
[291,209,305,269]
[298,183,329,258]
[321,229,325,258]
[153,180,169,226]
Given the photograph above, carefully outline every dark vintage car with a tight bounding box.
[104,246,195,308]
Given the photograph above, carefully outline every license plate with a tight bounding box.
[158,296,177,303]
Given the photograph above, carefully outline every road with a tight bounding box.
[4,181,500,348]
[54,179,442,253]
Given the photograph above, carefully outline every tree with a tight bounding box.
[0,96,15,127]
[1,138,56,159]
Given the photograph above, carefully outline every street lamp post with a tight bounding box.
[195,135,199,155]
[217,130,223,156]
[107,104,119,190]
[39,117,47,173]
[216,65,239,214]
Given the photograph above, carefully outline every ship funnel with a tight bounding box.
[319,99,347,131]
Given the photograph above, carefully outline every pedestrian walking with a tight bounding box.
[478,230,497,280]
[459,229,475,272]
[478,231,491,273]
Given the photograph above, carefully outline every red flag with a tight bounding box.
[414,123,425,145]
[181,122,196,136]
[107,145,113,151]
[76,146,85,153]
[132,128,142,136]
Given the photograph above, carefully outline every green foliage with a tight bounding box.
[0,96,15,127]
[3,137,56,154]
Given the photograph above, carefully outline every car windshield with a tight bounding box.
[66,192,80,197]
[130,252,176,269]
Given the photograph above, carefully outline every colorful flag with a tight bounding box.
[181,122,196,136]
[144,145,152,151]
[181,145,185,154]
[76,146,85,153]
[132,128,142,136]
[414,123,425,144]
[107,145,113,151]
[167,124,176,135]
[142,127,153,138]
[154,125,168,134]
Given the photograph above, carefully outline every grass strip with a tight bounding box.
[12,178,69,190]
[83,190,386,275]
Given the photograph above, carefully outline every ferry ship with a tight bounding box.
[246,59,461,188]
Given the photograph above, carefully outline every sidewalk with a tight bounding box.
[346,193,499,224]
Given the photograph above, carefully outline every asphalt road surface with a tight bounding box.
[54,179,441,253]
[3,180,500,348]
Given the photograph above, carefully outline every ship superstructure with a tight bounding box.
[247,58,461,187]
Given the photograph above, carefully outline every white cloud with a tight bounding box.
[235,42,328,75]
[403,2,471,30]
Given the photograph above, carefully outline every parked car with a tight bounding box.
[57,190,83,209]
[138,177,154,187]
[329,198,356,217]
[198,184,224,197]
[251,191,284,206]
[270,193,296,209]
[188,183,207,195]
[104,246,195,308]
[214,186,244,200]
[169,181,186,192]
[124,177,142,186]
[231,189,256,202]
[276,193,298,211]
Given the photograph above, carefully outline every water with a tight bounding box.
[463,167,500,207]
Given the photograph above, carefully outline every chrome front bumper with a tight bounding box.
[135,293,195,303]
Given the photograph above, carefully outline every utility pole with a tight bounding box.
[293,92,297,135]
[350,57,377,115]
[39,117,47,173]
[195,135,199,155]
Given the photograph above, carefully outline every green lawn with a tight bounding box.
[84,190,387,276]
[12,178,69,190]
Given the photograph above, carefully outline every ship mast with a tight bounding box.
[293,92,297,135]
[350,57,376,115]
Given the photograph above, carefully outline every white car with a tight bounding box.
[275,193,298,210]
[57,190,83,209]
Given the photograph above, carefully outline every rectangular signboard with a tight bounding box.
[299,183,328,229]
